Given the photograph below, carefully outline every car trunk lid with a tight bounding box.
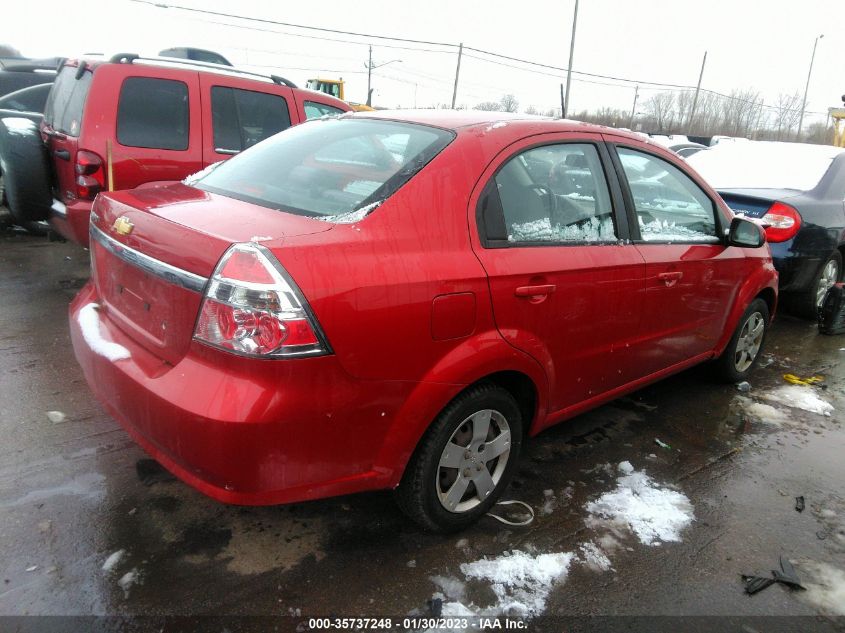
[89,184,332,364]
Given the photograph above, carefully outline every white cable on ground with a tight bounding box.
[486,500,535,526]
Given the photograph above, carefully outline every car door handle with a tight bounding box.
[515,284,556,297]
[54,149,70,161]
[658,271,683,286]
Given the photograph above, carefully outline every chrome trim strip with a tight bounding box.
[51,198,67,218]
[89,223,208,293]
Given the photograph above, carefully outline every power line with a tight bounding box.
[129,0,456,49]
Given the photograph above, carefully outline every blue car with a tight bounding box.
[689,141,845,317]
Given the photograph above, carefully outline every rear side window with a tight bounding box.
[617,147,719,243]
[117,77,189,150]
[43,66,93,136]
[495,143,616,243]
[211,86,291,153]
[304,101,345,120]
[194,118,454,221]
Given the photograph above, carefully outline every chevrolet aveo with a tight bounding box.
[70,111,777,532]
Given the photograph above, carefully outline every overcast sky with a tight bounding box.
[4,0,839,127]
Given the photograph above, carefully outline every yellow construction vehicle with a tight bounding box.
[305,78,375,112]
[831,97,845,148]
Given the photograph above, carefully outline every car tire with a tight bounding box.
[395,383,523,533]
[713,298,770,383]
[0,117,53,225]
[789,251,843,320]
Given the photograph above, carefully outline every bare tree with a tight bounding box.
[773,92,802,141]
[499,94,519,113]
[474,101,502,111]
[642,92,676,132]
[524,104,540,115]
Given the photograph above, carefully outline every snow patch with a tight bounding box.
[117,568,140,598]
[639,217,719,243]
[46,410,66,423]
[2,117,38,136]
[484,121,509,132]
[579,541,613,572]
[460,550,575,617]
[761,385,834,417]
[78,304,130,361]
[102,549,125,573]
[249,235,273,242]
[584,462,694,546]
[794,560,845,615]
[737,397,789,425]
[316,200,382,224]
[182,161,222,185]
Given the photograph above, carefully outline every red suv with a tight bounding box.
[69,111,777,531]
[0,54,349,241]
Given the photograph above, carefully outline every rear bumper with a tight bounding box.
[69,282,410,505]
[50,198,92,246]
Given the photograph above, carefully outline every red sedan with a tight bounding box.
[70,111,777,532]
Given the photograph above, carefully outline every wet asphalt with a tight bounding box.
[1,227,844,632]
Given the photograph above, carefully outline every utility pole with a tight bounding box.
[451,43,463,109]
[366,45,373,107]
[629,85,639,129]
[686,51,707,130]
[797,34,823,139]
[560,83,565,118]
[563,0,579,118]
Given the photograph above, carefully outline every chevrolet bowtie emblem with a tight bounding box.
[112,216,134,236]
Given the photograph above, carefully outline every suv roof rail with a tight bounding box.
[109,53,140,64]
[100,53,298,88]
[270,75,297,88]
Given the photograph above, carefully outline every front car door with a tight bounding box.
[606,138,747,375]
[470,133,645,425]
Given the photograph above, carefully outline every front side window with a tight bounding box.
[617,147,719,243]
[117,77,189,150]
[495,143,616,243]
[211,86,291,153]
[194,118,454,221]
[304,100,345,120]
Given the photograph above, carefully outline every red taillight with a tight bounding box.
[75,150,105,200]
[194,243,329,358]
[763,202,802,243]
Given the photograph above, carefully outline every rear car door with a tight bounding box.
[111,67,202,190]
[470,133,645,418]
[607,139,746,374]
[199,75,298,164]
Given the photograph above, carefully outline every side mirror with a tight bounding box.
[727,216,765,248]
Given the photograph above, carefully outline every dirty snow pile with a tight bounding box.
[78,304,130,361]
[760,385,834,417]
[459,551,575,617]
[584,461,694,545]
[429,462,693,619]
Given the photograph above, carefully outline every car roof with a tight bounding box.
[350,109,647,141]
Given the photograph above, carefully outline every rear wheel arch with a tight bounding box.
[755,286,777,320]
[382,365,544,489]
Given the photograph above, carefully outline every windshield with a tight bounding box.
[194,118,454,221]
[687,141,841,192]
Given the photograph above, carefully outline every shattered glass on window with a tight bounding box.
[497,143,617,244]
[617,147,719,243]
[509,215,617,243]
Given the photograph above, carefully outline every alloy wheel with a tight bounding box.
[734,311,765,373]
[436,409,511,513]
[816,259,840,309]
